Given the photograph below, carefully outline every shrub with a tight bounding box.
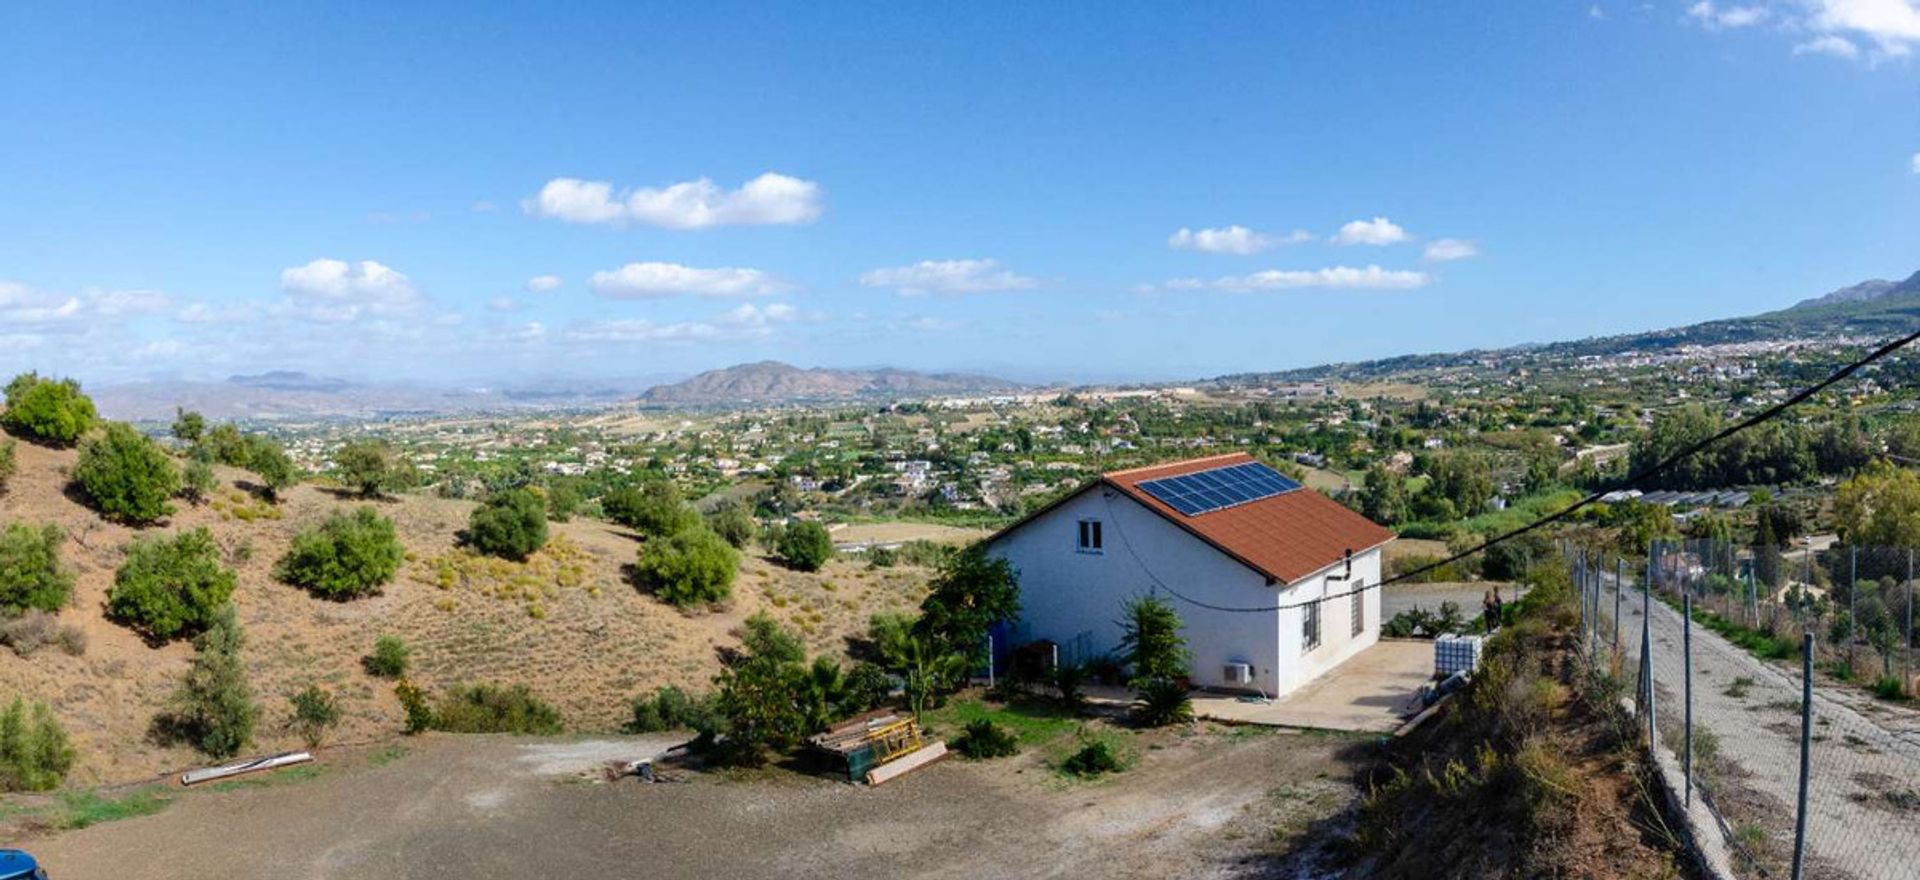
[627,686,714,733]
[1059,739,1123,777]
[467,488,549,560]
[1132,677,1195,727]
[363,635,411,679]
[0,611,85,658]
[158,609,257,758]
[275,507,404,599]
[706,502,757,549]
[842,661,895,713]
[1,373,96,447]
[333,440,414,498]
[202,423,250,466]
[395,680,432,734]
[544,483,580,522]
[1052,662,1088,711]
[0,437,14,492]
[1117,594,1189,685]
[603,480,699,538]
[634,527,738,607]
[914,546,1020,669]
[0,523,73,616]
[108,527,236,641]
[242,435,297,500]
[429,683,563,734]
[170,408,205,445]
[777,520,834,572]
[73,422,180,524]
[952,719,1019,759]
[0,697,76,792]
[288,685,340,749]
[180,458,216,505]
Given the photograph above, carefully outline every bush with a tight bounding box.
[395,680,432,734]
[429,683,563,734]
[1,611,85,658]
[0,523,73,616]
[952,719,1019,759]
[777,520,834,572]
[1059,739,1123,777]
[634,527,739,607]
[288,685,340,749]
[333,440,415,498]
[108,528,236,641]
[1,373,96,447]
[1131,677,1195,727]
[242,435,297,500]
[603,480,700,538]
[202,423,250,467]
[544,483,580,522]
[0,438,14,492]
[706,502,756,549]
[467,488,549,560]
[0,697,76,791]
[627,686,714,733]
[73,422,179,524]
[1052,663,1088,711]
[170,408,205,445]
[275,507,404,599]
[363,635,411,679]
[180,458,216,505]
[158,609,257,759]
[1117,594,1188,685]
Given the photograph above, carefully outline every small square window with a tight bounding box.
[1077,519,1103,552]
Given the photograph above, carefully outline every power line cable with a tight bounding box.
[1106,327,1920,614]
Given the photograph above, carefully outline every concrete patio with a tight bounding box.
[1190,640,1433,733]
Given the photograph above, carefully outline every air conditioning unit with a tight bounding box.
[1223,662,1253,685]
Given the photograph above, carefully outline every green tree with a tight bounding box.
[634,527,738,607]
[1359,464,1409,525]
[603,479,700,538]
[1,373,97,447]
[913,547,1020,672]
[159,608,257,759]
[202,423,250,466]
[1425,451,1495,518]
[1116,594,1189,685]
[288,685,340,749]
[1834,461,1920,548]
[275,507,405,599]
[467,487,549,560]
[544,483,580,522]
[108,527,236,641]
[73,422,180,524]
[0,697,76,792]
[777,520,834,571]
[0,438,15,493]
[333,440,414,498]
[0,523,72,616]
[709,613,810,763]
[171,408,206,446]
[706,502,756,549]
[242,435,297,500]
[180,457,216,505]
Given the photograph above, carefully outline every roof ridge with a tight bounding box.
[1102,451,1251,479]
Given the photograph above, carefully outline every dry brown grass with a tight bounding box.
[0,440,930,784]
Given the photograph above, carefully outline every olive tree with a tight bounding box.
[1,373,96,447]
[634,527,738,607]
[468,488,549,560]
[73,422,180,524]
[107,527,236,641]
[275,507,405,599]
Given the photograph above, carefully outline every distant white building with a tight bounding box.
[985,453,1393,697]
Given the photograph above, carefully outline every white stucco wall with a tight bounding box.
[986,485,1385,696]
[1270,547,1383,695]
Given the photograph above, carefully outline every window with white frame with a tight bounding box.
[1350,582,1365,637]
[1076,519,1103,553]
[1302,601,1321,652]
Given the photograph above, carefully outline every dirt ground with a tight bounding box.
[829,521,990,546]
[0,441,930,785]
[25,726,1370,880]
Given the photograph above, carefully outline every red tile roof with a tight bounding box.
[1093,452,1393,585]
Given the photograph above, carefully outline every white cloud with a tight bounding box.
[858,259,1037,295]
[1687,1,1768,28]
[1807,0,1920,56]
[1912,151,1920,173]
[1165,265,1430,293]
[1331,217,1411,246]
[1423,238,1481,262]
[279,258,423,324]
[1794,33,1862,56]
[1590,4,1607,19]
[523,172,823,229]
[524,275,563,293]
[1167,225,1310,255]
[175,301,257,324]
[487,296,518,312]
[85,288,173,316]
[587,262,788,299]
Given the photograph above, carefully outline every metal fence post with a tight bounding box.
[1614,555,1623,653]
[1683,593,1693,808]
[1849,545,1858,676]
[1644,546,1656,755]
[1908,548,1915,693]
[1791,632,1814,880]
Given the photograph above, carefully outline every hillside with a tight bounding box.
[89,373,667,422]
[640,360,1024,405]
[0,442,931,784]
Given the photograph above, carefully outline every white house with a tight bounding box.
[985,452,1393,698]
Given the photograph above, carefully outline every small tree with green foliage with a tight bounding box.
[159,608,257,759]
[73,422,180,524]
[395,680,432,734]
[1,373,96,447]
[171,408,206,446]
[627,686,715,733]
[913,546,1020,675]
[363,634,411,679]
[706,502,756,549]
[180,457,216,506]
[288,685,340,749]
[201,423,250,466]
[544,483,580,522]
[0,438,15,493]
[0,523,72,616]
[634,527,738,607]
[242,435,297,500]
[777,520,834,572]
[1116,594,1189,685]
[109,527,236,642]
[0,697,76,792]
[275,507,404,599]
[603,479,700,538]
[708,613,810,763]
[333,440,414,498]
[467,488,549,560]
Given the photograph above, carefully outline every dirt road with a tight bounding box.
[28,728,1364,880]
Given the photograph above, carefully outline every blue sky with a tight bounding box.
[2,2,1917,385]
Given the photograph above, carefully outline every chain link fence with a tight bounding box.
[1567,541,1920,880]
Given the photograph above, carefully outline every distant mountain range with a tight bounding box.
[1216,269,1920,384]
[638,360,1027,405]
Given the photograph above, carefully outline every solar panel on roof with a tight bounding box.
[1136,461,1302,517]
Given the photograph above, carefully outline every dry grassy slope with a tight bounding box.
[0,440,932,785]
